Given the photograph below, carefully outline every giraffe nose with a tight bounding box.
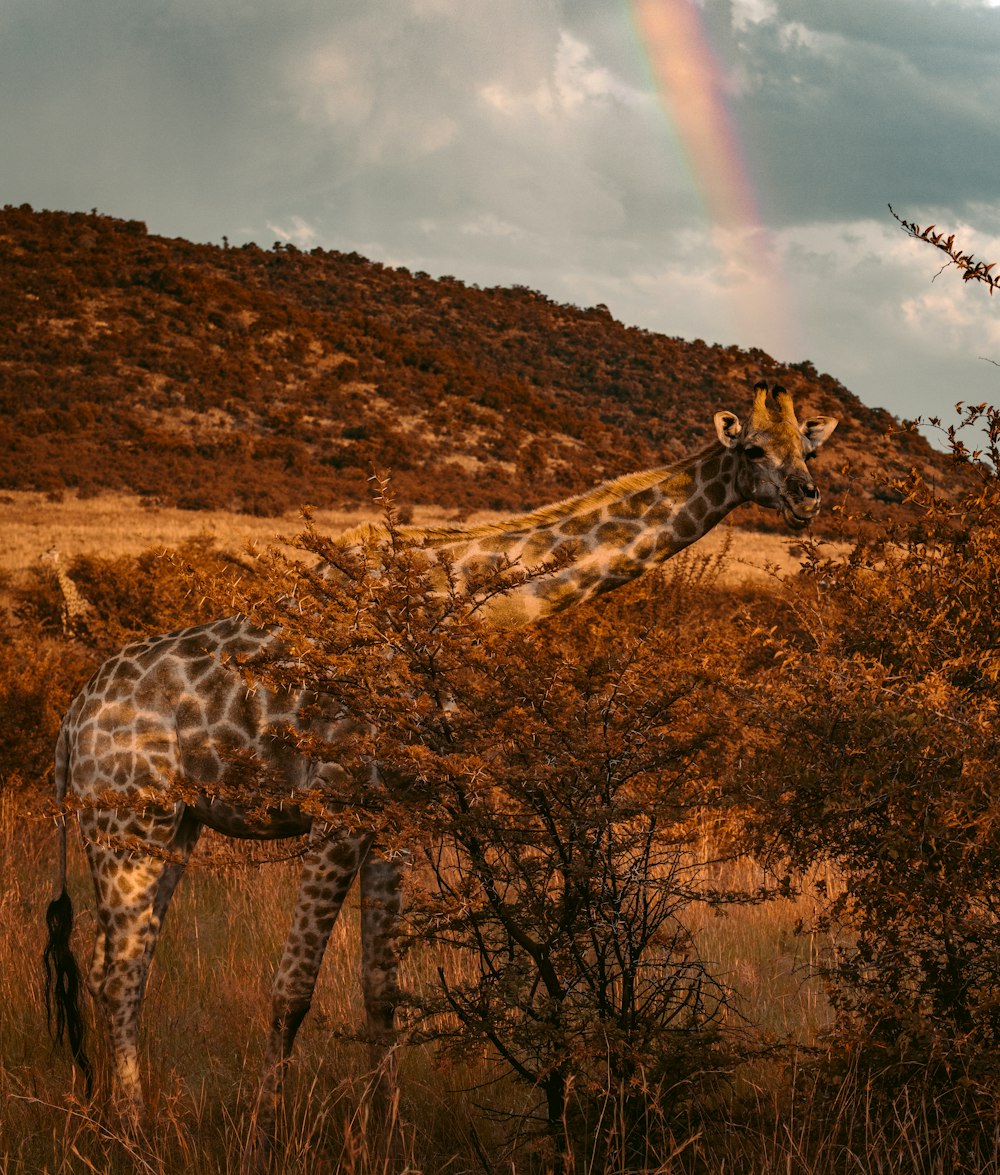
[798,485,820,514]
[788,476,819,503]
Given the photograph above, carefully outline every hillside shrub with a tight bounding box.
[736,405,1000,1141]
[0,204,931,523]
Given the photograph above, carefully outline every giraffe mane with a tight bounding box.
[338,443,721,549]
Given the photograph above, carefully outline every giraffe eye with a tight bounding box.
[743,445,766,461]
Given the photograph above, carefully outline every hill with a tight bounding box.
[0,204,942,526]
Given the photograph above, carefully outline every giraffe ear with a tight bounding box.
[800,416,838,452]
[714,411,742,448]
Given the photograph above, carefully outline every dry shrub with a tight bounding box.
[217,496,767,1169]
[733,405,1000,1147]
[0,634,93,802]
[0,536,256,803]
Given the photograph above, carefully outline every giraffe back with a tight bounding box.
[61,615,332,838]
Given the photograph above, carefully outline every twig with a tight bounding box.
[890,204,1000,295]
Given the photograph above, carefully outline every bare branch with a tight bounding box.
[890,204,1000,296]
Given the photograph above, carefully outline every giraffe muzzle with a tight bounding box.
[779,487,820,529]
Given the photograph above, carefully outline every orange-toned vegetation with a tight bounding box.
[1,518,823,1173]
[3,203,998,1171]
[0,204,941,524]
[6,421,1000,1172]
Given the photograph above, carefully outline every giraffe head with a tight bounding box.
[713,381,838,530]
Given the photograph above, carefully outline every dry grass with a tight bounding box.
[0,793,511,1174]
[0,490,841,586]
[6,795,992,1172]
[0,493,874,1173]
[0,780,837,1174]
[690,854,836,1044]
[0,491,433,576]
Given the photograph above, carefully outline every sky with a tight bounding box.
[4,0,1000,426]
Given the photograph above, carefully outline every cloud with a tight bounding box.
[1,0,999,428]
[267,216,320,248]
[708,0,1000,224]
[460,213,524,240]
[732,0,778,30]
[553,29,645,111]
[268,4,683,265]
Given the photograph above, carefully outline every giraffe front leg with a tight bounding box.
[359,852,404,1147]
[250,831,368,1170]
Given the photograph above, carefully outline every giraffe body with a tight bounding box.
[44,384,837,1154]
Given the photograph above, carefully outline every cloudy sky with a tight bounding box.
[4,0,1000,425]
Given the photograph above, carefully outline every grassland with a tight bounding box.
[0,494,858,1174]
[0,490,824,583]
[1,796,835,1174]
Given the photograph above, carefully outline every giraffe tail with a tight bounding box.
[43,722,93,1093]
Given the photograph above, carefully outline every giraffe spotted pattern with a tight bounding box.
[44,383,837,1158]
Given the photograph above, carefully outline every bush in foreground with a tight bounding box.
[737,405,1000,1148]
[231,498,746,1167]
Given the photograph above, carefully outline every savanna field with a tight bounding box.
[4,460,1000,1175]
[0,493,831,1174]
[3,208,1000,1173]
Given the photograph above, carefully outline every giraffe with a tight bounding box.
[41,546,94,638]
[43,382,837,1157]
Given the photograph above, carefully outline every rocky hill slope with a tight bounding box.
[0,205,941,528]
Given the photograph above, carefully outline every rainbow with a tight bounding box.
[630,0,796,359]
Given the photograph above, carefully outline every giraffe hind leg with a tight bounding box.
[83,807,200,1119]
[250,828,369,1167]
[360,851,403,1140]
[360,854,403,1069]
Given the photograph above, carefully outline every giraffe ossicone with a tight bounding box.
[43,382,837,1155]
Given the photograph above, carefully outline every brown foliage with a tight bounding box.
[218,497,754,1163]
[14,451,1000,1164]
[732,405,1000,1129]
[891,205,1000,295]
[0,204,940,527]
[0,537,254,802]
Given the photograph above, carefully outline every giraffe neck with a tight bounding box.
[420,441,744,626]
[56,568,78,606]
